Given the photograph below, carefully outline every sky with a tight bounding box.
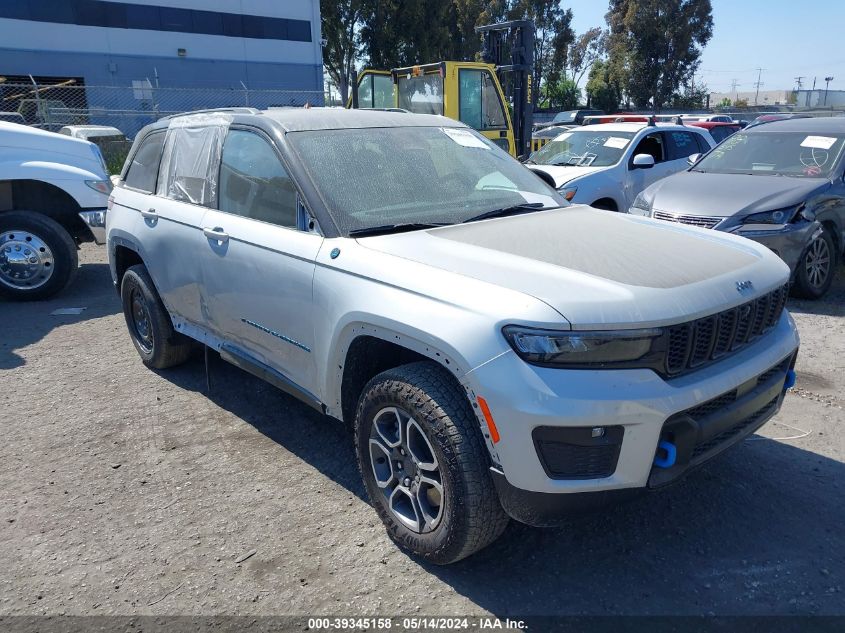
[564,0,845,94]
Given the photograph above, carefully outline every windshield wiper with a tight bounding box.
[463,202,548,224]
[348,222,447,237]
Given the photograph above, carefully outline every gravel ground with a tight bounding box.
[0,243,843,618]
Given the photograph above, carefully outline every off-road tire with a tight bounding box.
[354,361,509,564]
[120,264,191,369]
[0,211,78,301]
[792,226,837,299]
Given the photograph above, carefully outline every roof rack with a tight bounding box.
[162,107,261,120]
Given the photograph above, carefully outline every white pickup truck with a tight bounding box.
[0,122,111,300]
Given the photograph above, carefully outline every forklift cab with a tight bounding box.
[350,63,516,157]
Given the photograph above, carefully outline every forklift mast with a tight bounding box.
[476,20,535,158]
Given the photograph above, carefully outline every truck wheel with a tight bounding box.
[354,361,509,564]
[0,211,78,300]
[120,264,191,369]
[793,227,836,299]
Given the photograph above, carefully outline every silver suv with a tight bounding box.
[108,108,800,563]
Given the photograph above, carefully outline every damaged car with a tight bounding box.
[108,108,799,563]
[630,117,845,298]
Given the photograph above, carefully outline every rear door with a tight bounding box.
[115,127,212,326]
[199,127,322,394]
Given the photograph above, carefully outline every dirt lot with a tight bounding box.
[1,243,843,618]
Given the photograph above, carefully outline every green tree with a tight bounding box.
[585,59,622,112]
[321,0,363,103]
[359,0,454,68]
[566,27,604,86]
[545,77,581,109]
[671,80,708,109]
[719,97,732,108]
[606,0,713,111]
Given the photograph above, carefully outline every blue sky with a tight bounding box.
[564,0,844,93]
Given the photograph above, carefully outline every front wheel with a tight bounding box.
[0,211,78,300]
[793,227,837,299]
[354,362,509,564]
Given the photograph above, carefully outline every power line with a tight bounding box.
[754,67,765,105]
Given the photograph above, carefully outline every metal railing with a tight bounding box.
[0,79,329,138]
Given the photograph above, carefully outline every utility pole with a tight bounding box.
[824,76,834,105]
[794,76,803,91]
[730,78,739,103]
[753,68,765,106]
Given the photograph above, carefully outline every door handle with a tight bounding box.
[203,227,229,243]
[140,207,157,220]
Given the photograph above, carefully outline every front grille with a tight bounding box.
[653,210,723,229]
[692,397,779,458]
[664,284,788,378]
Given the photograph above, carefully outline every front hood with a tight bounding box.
[527,164,609,188]
[647,171,828,217]
[357,207,789,329]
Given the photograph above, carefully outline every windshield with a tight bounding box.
[287,126,564,235]
[529,130,635,167]
[693,131,845,178]
[553,111,577,123]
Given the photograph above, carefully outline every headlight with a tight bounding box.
[502,325,664,368]
[629,192,652,216]
[85,179,113,195]
[742,207,798,225]
[560,186,577,201]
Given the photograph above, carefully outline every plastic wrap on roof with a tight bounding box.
[157,113,233,206]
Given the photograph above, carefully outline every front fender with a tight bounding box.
[0,160,110,209]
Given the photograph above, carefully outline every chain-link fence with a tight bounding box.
[0,79,329,139]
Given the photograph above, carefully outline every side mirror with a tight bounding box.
[800,208,816,222]
[687,153,701,166]
[632,154,655,169]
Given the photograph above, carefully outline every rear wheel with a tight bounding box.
[120,264,191,369]
[354,362,508,564]
[793,227,836,299]
[0,211,77,300]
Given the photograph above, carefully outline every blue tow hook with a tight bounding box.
[653,440,677,469]
[784,369,797,391]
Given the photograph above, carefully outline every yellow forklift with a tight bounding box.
[349,21,535,159]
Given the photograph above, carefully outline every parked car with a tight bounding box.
[529,123,577,153]
[534,109,604,130]
[59,125,133,175]
[108,107,799,563]
[525,121,715,209]
[629,117,845,298]
[0,122,111,299]
[684,120,742,144]
[745,113,812,129]
[0,112,25,124]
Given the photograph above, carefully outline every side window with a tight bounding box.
[631,132,665,164]
[459,69,507,130]
[123,131,165,193]
[218,130,297,228]
[667,131,700,160]
[694,132,711,153]
[157,125,224,206]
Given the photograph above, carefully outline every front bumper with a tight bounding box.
[78,209,107,245]
[464,313,800,524]
[729,221,819,271]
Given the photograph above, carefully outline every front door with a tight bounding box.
[350,70,394,109]
[199,128,322,394]
[625,132,676,209]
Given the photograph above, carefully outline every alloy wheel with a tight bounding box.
[368,406,444,533]
[805,235,831,289]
